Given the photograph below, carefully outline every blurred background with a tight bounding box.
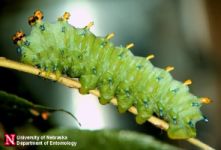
[0,0,220,149]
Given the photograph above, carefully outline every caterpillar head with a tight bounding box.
[13,10,74,72]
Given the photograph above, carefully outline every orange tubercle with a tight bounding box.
[34,10,44,20]
[12,31,25,44]
[183,79,192,86]
[200,97,212,104]
[41,112,50,120]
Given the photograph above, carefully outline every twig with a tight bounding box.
[0,57,215,150]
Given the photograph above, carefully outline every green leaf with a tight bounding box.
[0,90,80,126]
[37,129,181,150]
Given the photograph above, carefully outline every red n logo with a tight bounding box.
[4,134,16,146]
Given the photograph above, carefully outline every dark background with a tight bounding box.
[0,0,220,149]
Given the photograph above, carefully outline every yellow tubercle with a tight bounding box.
[183,79,192,86]
[85,21,94,29]
[63,12,71,21]
[126,43,134,49]
[106,32,115,40]
[146,54,155,60]
[200,97,212,104]
[165,66,174,72]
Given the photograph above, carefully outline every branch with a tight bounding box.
[0,57,214,150]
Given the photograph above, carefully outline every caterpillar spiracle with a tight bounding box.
[12,10,211,139]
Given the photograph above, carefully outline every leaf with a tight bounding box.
[37,129,182,150]
[0,90,80,126]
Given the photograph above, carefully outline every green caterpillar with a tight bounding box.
[12,10,210,139]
